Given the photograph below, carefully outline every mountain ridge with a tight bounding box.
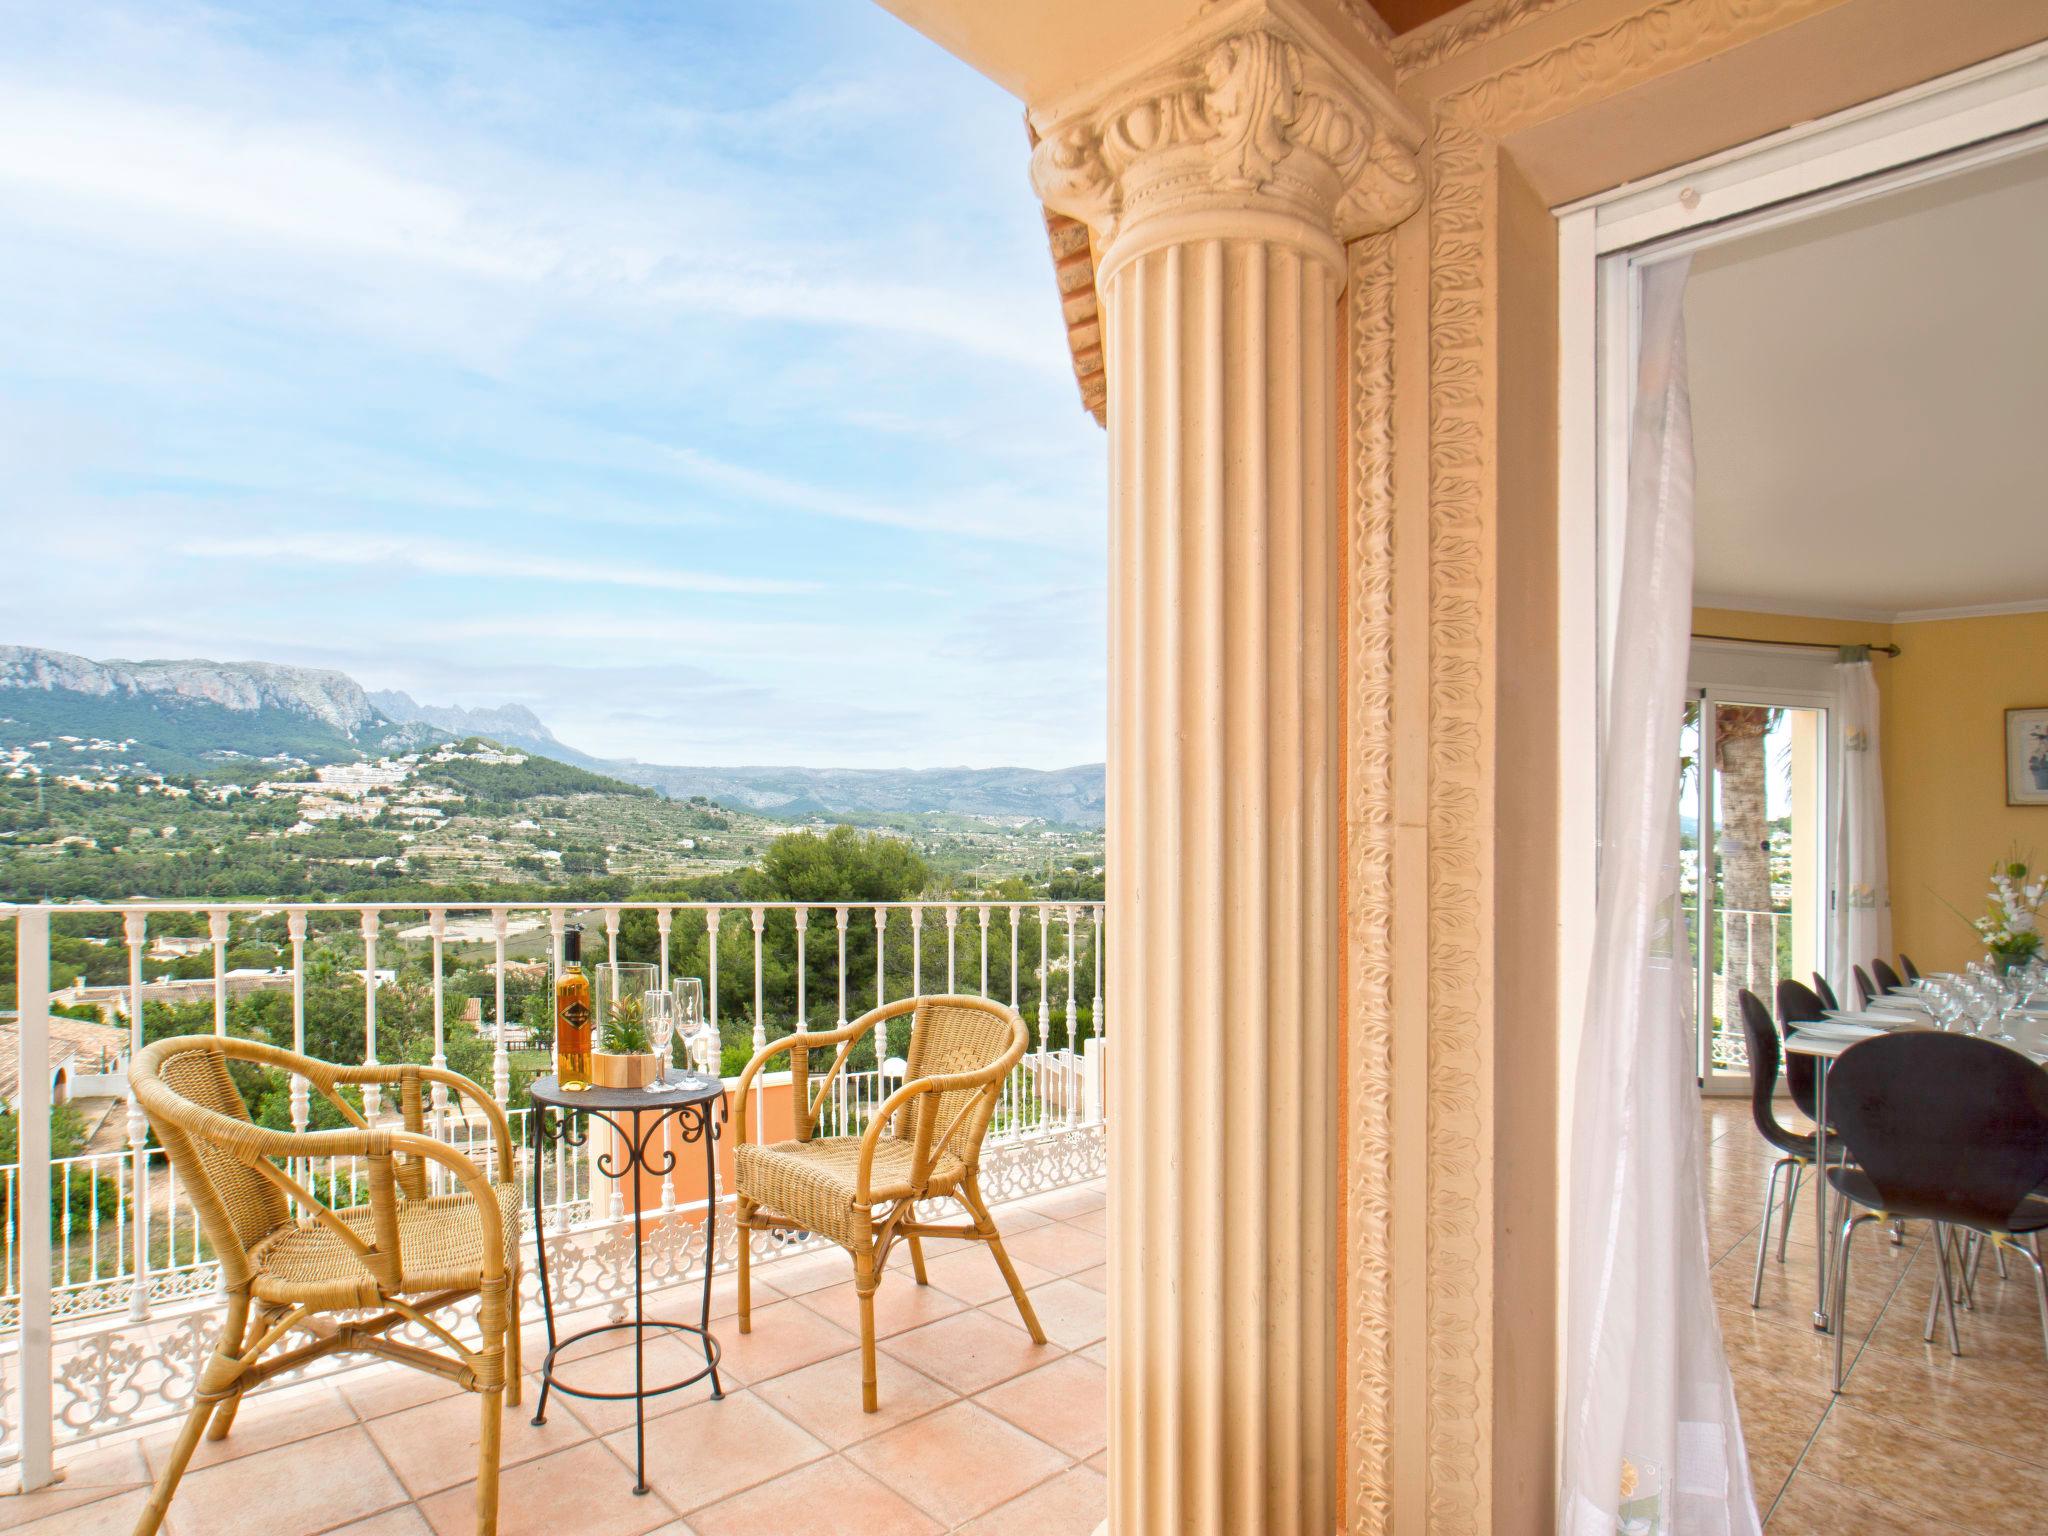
[3,645,1107,825]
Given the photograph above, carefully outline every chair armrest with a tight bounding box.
[326,1064,512,1176]
[732,1016,875,1143]
[855,1059,1009,1203]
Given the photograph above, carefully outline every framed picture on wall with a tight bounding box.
[2008,707,2048,806]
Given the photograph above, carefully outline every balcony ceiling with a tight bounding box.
[1688,142,2048,620]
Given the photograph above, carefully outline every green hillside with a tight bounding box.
[0,690,367,776]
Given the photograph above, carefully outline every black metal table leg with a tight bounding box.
[530,1104,557,1426]
[702,1101,724,1399]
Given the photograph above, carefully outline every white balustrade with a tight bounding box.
[0,896,1104,1478]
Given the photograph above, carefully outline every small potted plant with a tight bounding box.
[591,963,663,1087]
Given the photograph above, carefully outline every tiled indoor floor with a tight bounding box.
[0,1180,1108,1536]
[1704,1098,2048,1533]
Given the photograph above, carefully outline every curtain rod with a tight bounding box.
[1691,631,1902,657]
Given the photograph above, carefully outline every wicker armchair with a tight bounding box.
[733,994,1046,1411]
[128,1036,521,1536]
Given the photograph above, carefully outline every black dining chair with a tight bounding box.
[1821,1031,2048,1389]
[1810,973,1840,1013]
[1871,958,1904,994]
[1899,953,1922,982]
[1852,965,1877,1009]
[1775,979,1832,1127]
[1738,990,1818,1305]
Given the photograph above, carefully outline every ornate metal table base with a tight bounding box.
[527,1071,727,1494]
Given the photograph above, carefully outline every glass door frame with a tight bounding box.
[1684,646,1838,1093]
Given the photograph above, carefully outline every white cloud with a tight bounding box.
[181,532,815,597]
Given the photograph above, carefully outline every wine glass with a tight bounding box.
[675,978,712,1075]
[642,989,678,1089]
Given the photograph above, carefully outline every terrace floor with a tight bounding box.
[0,1180,1109,1536]
[1704,1098,2048,1532]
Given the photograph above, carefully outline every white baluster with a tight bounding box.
[1093,902,1106,1101]
[945,902,959,993]
[428,909,448,1189]
[656,905,673,992]
[834,906,850,1028]
[1065,904,1081,1127]
[208,908,229,1036]
[749,906,767,1059]
[910,906,924,999]
[288,913,309,1203]
[874,907,889,1064]
[604,904,621,971]
[978,904,991,997]
[15,908,55,1490]
[1009,905,1021,1010]
[794,905,809,1028]
[358,911,382,1119]
[123,911,150,1321]
[491,907,511,1107]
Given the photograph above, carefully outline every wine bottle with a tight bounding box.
[555,925,593,1090]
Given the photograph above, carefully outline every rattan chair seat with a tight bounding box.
[249,1180,522,1307]
[736,1137,963,1248]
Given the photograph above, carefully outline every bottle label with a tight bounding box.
[563,1001,591,1029]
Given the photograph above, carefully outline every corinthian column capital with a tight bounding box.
[1028,10,1422,272]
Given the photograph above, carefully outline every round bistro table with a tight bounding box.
[526,1069,727,1494]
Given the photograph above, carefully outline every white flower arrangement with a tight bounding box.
[1970,856,2045,967]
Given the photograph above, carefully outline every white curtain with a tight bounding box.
[1560,257,1759,1536]
[1831,655,1891,993]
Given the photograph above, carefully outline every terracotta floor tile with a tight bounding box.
[975,1353,1107,1461]
[1086,1449,1108,1475]
[328,1508,436,1536]
[920,1246,1058,1307]
[1064,1208,1109,1236]
[1024,1188,1105,1221]
[1725,1363,1828,1510]
[0,1439,149,1532]
[1000,1223,1104,1278]
[1765,1468,1970,1534]
[161,1424,407,1536]
[714,1300,859,1389]
[793,1273,968,1339]
[419,1440,669,1536]
[343,1360,470,1421]
[986,1277,1104,1350]
[544,1331,727,1437]
[367,1379,589,1497]
[610,1392,827,1514]
[882,1308,1060,1396]
[1839,1325,2048,1467]
[142,1383,357,1478]
[958,1463,1108,1536]
[845,1401,1069,1528]
[750,1351,956,1450]
[1077,1339,1109,1368]
[981,1202,1054,1234]
[684,1453,941,1536]
[748,1249,851,1298]
[1069,1264,1108,1294]
[3,1487,155,1536]
[1798,1400,2048,1534]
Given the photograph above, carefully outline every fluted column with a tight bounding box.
[1033,17,1421,1534]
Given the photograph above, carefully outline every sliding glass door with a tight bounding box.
[1680,684,1829,1091]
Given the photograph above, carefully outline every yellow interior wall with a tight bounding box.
[1691,605,2048,974]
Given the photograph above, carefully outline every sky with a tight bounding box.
[0,0,1108,770]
